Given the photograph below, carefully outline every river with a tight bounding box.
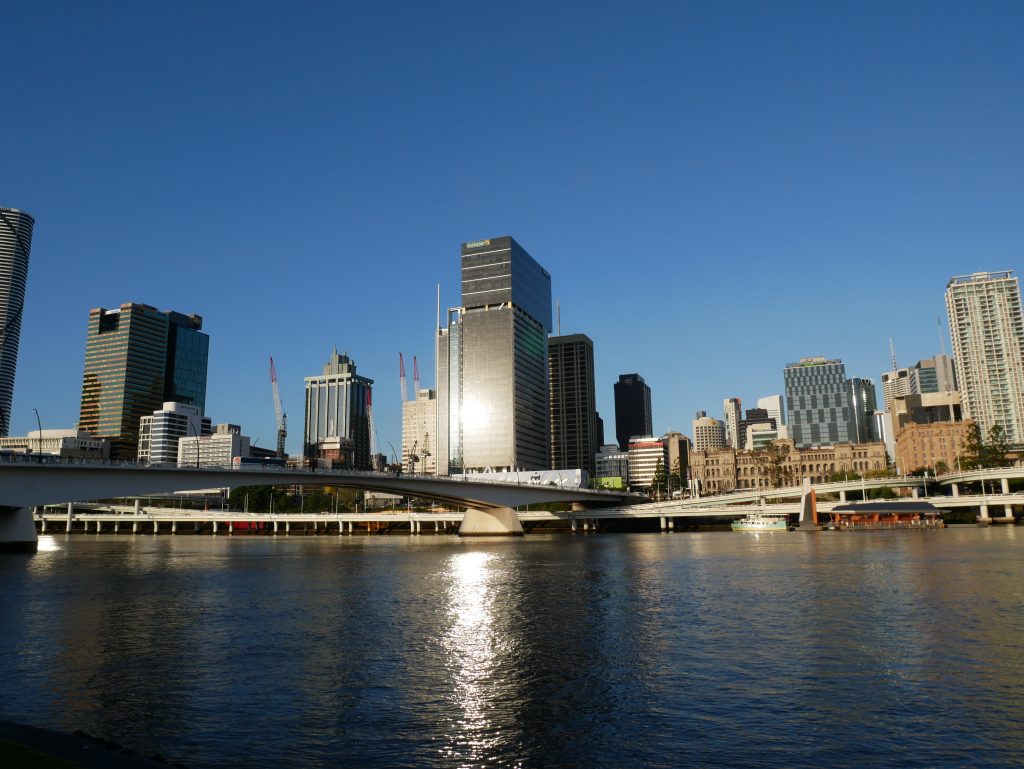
[1,527,1022,768]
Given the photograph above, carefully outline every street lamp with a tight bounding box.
[32,408,42,463]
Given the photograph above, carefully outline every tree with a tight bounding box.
[670,457,684,496]
[983,424,1012,468]
[651,459,667,500]
[753,440,792,488]
[960,422,984,470]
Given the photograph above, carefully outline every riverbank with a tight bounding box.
[0,721,177,768]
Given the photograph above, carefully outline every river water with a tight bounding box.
[1,528,1022,768]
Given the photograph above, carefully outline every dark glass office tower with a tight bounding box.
[78,303,209,459]
[437,236,551,473]
[0,208,34,437]
[847,377,879,443]
[614,373,652,449]
[549,333,598,475]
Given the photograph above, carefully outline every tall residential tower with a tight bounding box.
[945,272,1024,442]
[0,208,34,437]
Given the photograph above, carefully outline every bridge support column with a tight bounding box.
[213,521,218,534]
[660,516,667,531]
[273,520,278,534]
[39,516,46,534]
[952,483,960,497]
[172,521,177,534]
[133,521,138,534]
[0,507,39,553]
[839,490,847,502]
[979,504,990,521]
[571,519,577,533]
[1005,504,1013,518]
[135,499,141,515]
[229,522,234,535]
[67,502,73,533]
[113,521,118,534]
[348,521,353,534]
[912,487,919,499]
[153,520,158,534]
[95,520,101,534]
[459,507,524,537]
[285,521,290,534]
[1002,478,1010,495]
[668,517,674,531]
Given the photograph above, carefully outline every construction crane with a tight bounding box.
[269,356,287,459]
[399,352,409,402]
[413,355,420,395]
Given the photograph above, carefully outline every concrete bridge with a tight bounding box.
[0,461,645,551]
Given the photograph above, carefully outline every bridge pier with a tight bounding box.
[172,520,177,534]
[348,521,353,534]
[229,522,234,535]
[153,520,158,534]
[952,483,960,497]
[459,507,524,537]
[39,516,46,534]
[660,516,667,531]
[668,517,674,531]
[1002,478,1010,495]
[213,521,218,534]
[0,507,38,552]
[285,521,290,534]
[273,520,278,534]
[113,520,119,534]
[133,521,138,534]
[66,502,73,533]
[95,520,101,534]
[839,490,847,502]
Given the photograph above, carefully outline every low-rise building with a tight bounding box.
[138,402,211,465]
[895,420,973,475]
[595,444,629,485]
[627,436,668,491]
[177,423,250,468]
[0,429,110,459]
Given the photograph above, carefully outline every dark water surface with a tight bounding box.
[1,528,1022,768]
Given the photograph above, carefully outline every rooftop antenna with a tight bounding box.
[889,338,898,372]
[556,298,561,336]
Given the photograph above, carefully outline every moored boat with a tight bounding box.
[730,512,790,532]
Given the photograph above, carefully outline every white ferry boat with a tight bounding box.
[730,512,790,532]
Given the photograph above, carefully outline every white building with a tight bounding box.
[757,394,785,426]
[402,388,437,474]
[627,436,668,491]
[946,271,1024,443]
[138,402,211,465]
[744,423,790,451]
[178,423,250,468]
[0,428,109,459]
[723,397,741,448]
[692,412,726,452]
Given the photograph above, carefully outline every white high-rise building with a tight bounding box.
[138,402,211,465]
[402,388,437,474]
[756,394,785,426]
[626,436,668,490]
[945,271,1024,442]
[723,397,742,449]
[692,411,726,452]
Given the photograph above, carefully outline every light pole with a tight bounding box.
[187,420,200,468]
[32,408,42,463]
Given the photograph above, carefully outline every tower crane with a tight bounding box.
[269,356,287,459]
[399,352,409,402]
[413,355,420,395]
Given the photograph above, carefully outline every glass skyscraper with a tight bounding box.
[0,207,34,437]
[78,303,208,459]
[437,236,551,473]
[784,357,854,448]
[614,373,652,450]
[549,333,598,476]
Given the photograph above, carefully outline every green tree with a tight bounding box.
[670,457,684,496]
[983,424,1012,468]
[651,459,667,499]
[960,422,984,470]
[753,440,792,488]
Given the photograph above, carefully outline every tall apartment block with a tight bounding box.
[692,411,726,452]
[78,303,208,459]
[549,333,598,476]
[784,357,854,448]
[723,397,742,448]
[304,349,373,469]
[946,272,1024,443]
[436,237,552,474]
[0,208,34,436]
[614,373,652,450]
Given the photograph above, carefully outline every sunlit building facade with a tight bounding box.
[303,349,373,469]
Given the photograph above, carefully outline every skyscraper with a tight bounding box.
[303,349,373,469]
[614,373,652,450]
[946,271,1024,442]
[436,236,552,473]
[0,208,34,437]
[784,357,854,448]
[846,377,879,443]
[692,411,726,452]
[723,397,742,448]
[549,333,598,475]
[78,303,208,459]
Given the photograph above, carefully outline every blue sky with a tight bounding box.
[2,1,1022,453]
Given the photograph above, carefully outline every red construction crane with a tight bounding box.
[269,356,287,459]
[399,352,409,402]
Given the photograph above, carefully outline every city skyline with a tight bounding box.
[2,3,1022,454]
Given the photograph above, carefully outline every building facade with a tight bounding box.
[549,333,598,476]
[690,440,889,494]
[614,373,652,449]
[723,397,742,449]
[627,436,668,491]
[914,355,957,394]
[757,394,785,426]
[303,349,373,469]
[0,429,108,459]
[594,443,629,486]
[436,237,552,474]
[945,272,1024,443]
[137,401,211,465]
[78,304,209,460]
[178,423,250,468]
[0,208,34,437]
[692,411,727,452]
[402,388,437,474]
[784,357,855,448]
[847,377,879,443]
[895,421,972,476]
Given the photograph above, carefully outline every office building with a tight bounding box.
[881,367,917,412]
[594,444,629,486]
[627,436,668,491]
[945,272,1024,443]
[178,423,250,468]
[892,391,962,430]
[895,421,973,475]
[304,349,373,469]
[738,408,775,447]
[78,303,209,460]
[614,373,652,449]
[0,429,108,459]
[723,397,742,448]
[137,402,211,465]
[914,355,957,394]
[0,208,34,437]
[784,357,855,448]
[662,430,690,485]
[847,377,879,443]
[757,394,785,426]
[549,333,598,476]
[692,411,727,452]
[436,236,552,474]
[402,388,437,474]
